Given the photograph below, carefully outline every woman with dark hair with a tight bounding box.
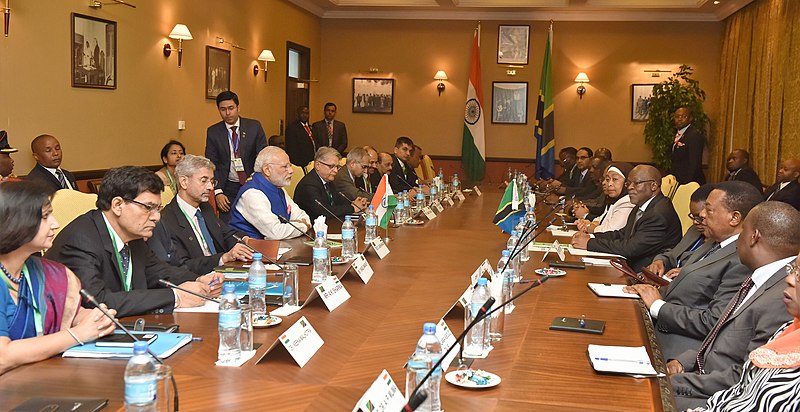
[155,140,185,196]
[574,162,635,234]
[0,181,116,375]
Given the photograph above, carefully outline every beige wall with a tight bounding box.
[318,19,723,163]
[0,0,320,173]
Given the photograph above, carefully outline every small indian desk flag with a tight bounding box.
[370,174,397,229]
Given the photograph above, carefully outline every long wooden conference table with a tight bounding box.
[1,189,674,411]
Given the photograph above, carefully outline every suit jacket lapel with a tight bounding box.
[167,198,205,257]
[201,203,225,251]
[91,210,124,289]
[727,268,784,321]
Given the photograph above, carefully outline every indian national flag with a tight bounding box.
[461,25,486,182]
[370,174,397,229]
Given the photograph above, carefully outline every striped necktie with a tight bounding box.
[55,169,68,189]
[696,276,755,374]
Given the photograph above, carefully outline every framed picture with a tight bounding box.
[497,25,530,65]
[631,84,656,121]
[71,13,116,89]
[352,78,394,114]
[206,46,231,100]
[492,82,528,124]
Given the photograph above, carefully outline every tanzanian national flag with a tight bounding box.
[493,180,525,234]
[534,24,555,179]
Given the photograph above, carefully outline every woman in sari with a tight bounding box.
[0,181,116,375]
[574,162,635,234]
[155,140,185,197]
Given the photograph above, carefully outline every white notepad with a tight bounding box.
[588,344,658,376]
[587,283,639,299]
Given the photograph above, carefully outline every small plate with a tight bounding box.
[535,268,567,277]
[462,189,473,193]
[405,219,425,225]
[252,315,282,328]
[331,256,349,265]
[445,369,501,389]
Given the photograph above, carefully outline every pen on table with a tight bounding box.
[593,357,648,364]
[208,278,221,287]
[192,337,203,342]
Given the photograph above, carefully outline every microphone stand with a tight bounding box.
[80,290,180,412]
[314,199,345,224]
[158,279,218,303]
[277,215,315,241]
[337,191,368,214]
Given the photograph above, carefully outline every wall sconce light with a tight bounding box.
[3,0,10,37]
[434,70,448,96]
[163,24,192,68]
[89,0,137,9]
[253,50,275,82]
[574,72,589,99]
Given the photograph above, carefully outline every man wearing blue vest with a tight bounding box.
[229,147,311,240]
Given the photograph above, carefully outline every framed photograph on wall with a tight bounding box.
[492,82,528,124]
[352,78,394,114]
[206,46,231,100]
[71,13,116,89]
[631,84,656,121]
[497,25,530,65]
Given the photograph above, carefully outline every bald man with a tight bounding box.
[763,158,800,210]
[724,149,762,193]
[25,134,78,191]
[571,165,682,271]
[372,152,393,189]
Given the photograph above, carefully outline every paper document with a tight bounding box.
[568,246,624,258]
[277,247,291,258]
[550,228,578,237]
[588,345,658,376]
[588,283,639,299]
[582,257,613,267]
[529,242,556,252]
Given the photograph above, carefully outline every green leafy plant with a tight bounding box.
[644,65,708,169]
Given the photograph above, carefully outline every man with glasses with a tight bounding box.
[669,106,705,185]
[46,166,219,317]
[551,147,598,200]
[668,201,800,410]
[571,165,682,271]
[356,146,379,194]
[295,147,368,221]
[625,181,762,359]
[147,155,254,275]
[229,147,311,240]
[334,147,374,202]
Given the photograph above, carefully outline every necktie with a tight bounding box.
[673,131,682,148]
[120,245,131,277]
[766,186,779,201]
[231,126,247,184]
[578,172,584,184]
[363,175,372,193]
[696,242,721,262]
[323,183,333,204]
[55,169,68,189]
[629,209,644,237]
[195,210,218,255]
[696,276,755,374]
[677,236,705,267]
[327,122,333,147]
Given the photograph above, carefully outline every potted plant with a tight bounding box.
[644,65,709,170]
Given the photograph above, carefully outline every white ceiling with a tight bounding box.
[289,0,753,21]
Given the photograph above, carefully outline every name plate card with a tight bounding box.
[352,254,375,283]
[444,196,455,207]
[433,201,444,213]
[473,186,482,196]
[470,259,494,284]
[316,276,350,312]
[258,316,324,367]
[541,239,566,262]
[370,237,390,259]
[455,190,466,202]
[457,283,475,308]
[436,319,459,372]
[352,370,405,412]
[421,207,437,220]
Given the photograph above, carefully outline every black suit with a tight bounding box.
[311,119,347,154]
[588,194,683,271]
[563,170,599,200]
[670,124,705,185]
[726,166,762,194]
[389,155,416,191]
[285,120,316,167]
[356,171,376,195]
[557,165,578,186]
[45,210,198,317]
[764,180,800,210]
[147,196,243,275]
[293,169,353,221]
[25,163,78,191]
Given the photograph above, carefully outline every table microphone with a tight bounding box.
[402,391,428,412]
[79,289,181,412]
[337,191,368,214]
[158,279,219,303]
[314,199,345,224]
[229,233,259,254]
[507,215,557,263]
[277,215,315,241]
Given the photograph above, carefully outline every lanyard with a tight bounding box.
[104,221,132,291]
[227,127,240,156]
[179,206,212,255]
[21,264,44,336]
[165,168,177,193]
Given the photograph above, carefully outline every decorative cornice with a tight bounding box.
[319,9,723,22]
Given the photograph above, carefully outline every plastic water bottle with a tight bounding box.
[248,253,267,317]
[365,206,377,244]
[394,192,406,224]
[506,167,513,183]
[452,174,460,194]
[430,183,437,204]
[414,322,443,412]
[507,231,521,281]
[124,341,157,411]
[514,218,530,262]
[341,216,356,259]
[464,278,490,357]
[438,172,445,198]
[497,249,516,315]
[403,190,410,213]
[416,189,426,210]
[218,283,241,363]
[312,231,330,283]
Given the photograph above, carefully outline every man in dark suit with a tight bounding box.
[147,155,254,275]
[551,147,598,200]
[626,181,762,359]
[670,107,706,185]
[372,152,393,189]
[311,102,347,155]
[724,149,762,193]
[294,147,367,221]
[285,106,316,169]
[205,90,267,222]
[389,136,419,196]
[571,165,682,271]
[334,147,374,202]
[764,158,800,210]
[46,166,220,317]
[356,146,378,195]
[25,134,78,191]
[668,201,800,410]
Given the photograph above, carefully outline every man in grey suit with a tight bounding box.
[311,102,347,155]
[626,181,762,360]
[333,147,373,202]
[667,201,800,410]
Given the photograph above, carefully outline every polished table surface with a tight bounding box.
[1,189,672,411]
